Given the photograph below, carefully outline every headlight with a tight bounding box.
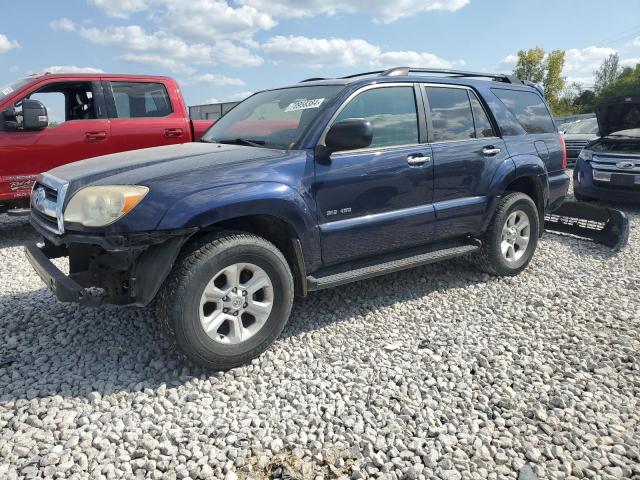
[64,185,149,227]
[578,149,593,161]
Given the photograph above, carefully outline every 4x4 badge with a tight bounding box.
[616,161,634,170]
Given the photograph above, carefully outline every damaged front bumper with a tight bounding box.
[26,221,196,307]
[544,200,629,252]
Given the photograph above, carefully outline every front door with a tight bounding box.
[314,84,435,265]
[422,85,508,240]
[0,80,110,203]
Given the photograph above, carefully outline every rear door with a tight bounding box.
[422,85,508,240]
[0,79,110,202]
[314,84,435,265]
[104,80,190,154]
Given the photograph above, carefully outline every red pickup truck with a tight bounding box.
[0,73,214,213]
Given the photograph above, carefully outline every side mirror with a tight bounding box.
[22,99,48,130]
[325,119,373,153]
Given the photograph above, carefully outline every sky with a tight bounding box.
[1,0,639,107]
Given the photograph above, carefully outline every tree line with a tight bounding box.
[512,47,640,116]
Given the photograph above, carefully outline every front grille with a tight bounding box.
[30,174,69,235]
[565,140,589,159]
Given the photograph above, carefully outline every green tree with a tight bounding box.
[513,47,566,115]
[543,50,566,113]
[596,63,640,101]
[594,53,621,93]
[513,47,546,83]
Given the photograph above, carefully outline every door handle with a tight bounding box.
[164,128,184,138]
[407,154,431,167]
[482,146,501,156]
[84,131,107,142]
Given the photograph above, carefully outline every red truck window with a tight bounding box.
[110,82,173,118]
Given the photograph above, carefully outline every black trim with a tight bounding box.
[307,238,481,290]
[91,80,109,119]
[414,83,428,143]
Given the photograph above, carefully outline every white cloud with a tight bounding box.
[43,65,104,74]
[501,54,518,65]
[628,36,640,47]
[118,53,196,74]
[50,18,76,32]
[262,35,461,69]
[152,0,276,41]
[88,0,149,18]
[564,46,617,74]
[0,33,19,54]
[237,0,469,22]
[191,73,245,86]
[214,40,264,67]
[226,91,254,101]
[621,57,640,67]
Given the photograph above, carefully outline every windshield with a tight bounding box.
[0,78,34,102]
[201,85,344,149]
[565,118,598,134]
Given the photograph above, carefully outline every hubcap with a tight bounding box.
[199,263,274,344]
[500,210,530,263]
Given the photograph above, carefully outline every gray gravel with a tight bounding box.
[1,184,639,479]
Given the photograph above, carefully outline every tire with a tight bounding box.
[475,192,540,276]
[156,232,294,370]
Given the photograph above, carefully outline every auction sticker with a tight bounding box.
[284,98,325,112]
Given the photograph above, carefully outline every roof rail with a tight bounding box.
[300,77,329,82]
[380,67,521,84]
[299,67,527,86]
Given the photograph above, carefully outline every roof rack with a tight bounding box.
[299,67,523,84]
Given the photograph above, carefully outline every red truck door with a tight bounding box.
[0,79,111,204]
[103,80,190,153]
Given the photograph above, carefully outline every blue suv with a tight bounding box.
[26,67,569,369]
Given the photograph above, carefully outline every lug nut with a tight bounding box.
[223,296,228,301]
[233,311,238,316]
[233,287,238,293]
[243,303,248,308]
[223,308,229,313]
[242,290,247,296]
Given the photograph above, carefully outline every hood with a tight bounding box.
[596,95,640,138]
[50,142,285,190]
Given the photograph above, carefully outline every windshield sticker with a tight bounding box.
[284,98,325,112]
[1,87,13,96]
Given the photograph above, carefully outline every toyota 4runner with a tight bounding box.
[26,67,569,369]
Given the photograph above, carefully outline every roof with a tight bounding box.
[32,72,172,80]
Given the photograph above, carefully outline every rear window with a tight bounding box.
[110,82,172,118]
[492,89,555,134]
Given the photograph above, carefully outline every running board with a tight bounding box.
[307,239,481,291]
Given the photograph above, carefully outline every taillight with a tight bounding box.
[559,133,567,170]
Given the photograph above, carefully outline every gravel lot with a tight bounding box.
[1,185,639,480]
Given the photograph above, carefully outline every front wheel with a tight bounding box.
[156,232,294,370]
[475,192,540,276]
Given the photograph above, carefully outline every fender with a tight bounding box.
[481,154,547,232]
[156,181,321,269]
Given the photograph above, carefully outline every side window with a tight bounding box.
[18,82,96,127]
[333,86,418,149]
[425,87,475,142]
[492,89,555,134]
[469,93,496,138]
[110,82,173,118]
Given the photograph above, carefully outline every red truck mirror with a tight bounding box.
[21,99,48,131]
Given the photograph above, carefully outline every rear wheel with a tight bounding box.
[475,192,539,276]
[156,232,294,370]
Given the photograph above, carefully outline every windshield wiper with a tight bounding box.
[216,138,266,147]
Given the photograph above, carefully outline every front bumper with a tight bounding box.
[574,159,640,204]
[25,241,104,307]
[25,223,196,307]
